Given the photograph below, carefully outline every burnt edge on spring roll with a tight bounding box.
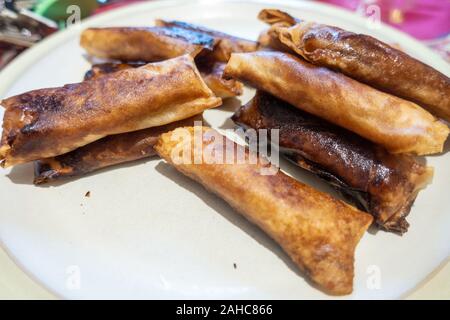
[80,26,216,62]
[155,19,258,62]
[154,126,373,295]
[0,55,222,167]
[259,9,450,123]
[84,61,243,99]
[232,91,433,234]
[34,115,202,184]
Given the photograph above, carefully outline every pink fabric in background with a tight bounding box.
[318,0,450,40]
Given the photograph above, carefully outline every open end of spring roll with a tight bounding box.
[155,19,258,62]
[257,24,293,52]
[257,8,298,26]
[269,11,450,122]
[0,54,222,167]
[154,126,373,295]
[84,61,242,99]
[34,115,203,184]
[80,26,215,62]
[223,51,449,155]
[232,91,433,234]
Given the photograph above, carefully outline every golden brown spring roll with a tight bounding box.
[233,91,433,234]
[261,9,450,122]
[0,55,222,167]
[224,51,449,155]
[154,126,373,295]
[34,115,202,184]
[80,26,216,62]
[84,61,242,99]
[155,19,258,62]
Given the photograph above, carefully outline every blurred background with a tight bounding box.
[1,0,449,70]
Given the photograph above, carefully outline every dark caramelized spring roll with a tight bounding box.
[84,61,242,99]
[232,91,433,234]
[154,126,373,295]
[155,19,258,62]
[34,115,202,184]
[80,26,216,62]
[261,9,450,122]
[224,51,449,155]
[0,55,222,167]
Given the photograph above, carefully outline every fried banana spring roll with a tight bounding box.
[270,14,450,122]
[233,91,433,234]
[0,55,222,167]
[154,126,373,295]
[224,51,449,155]
[84,61,243,99]
[80,26,216,62]
[34,115,202,184]
[155,19,258,62]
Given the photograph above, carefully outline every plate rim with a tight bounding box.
[0,0,448,299]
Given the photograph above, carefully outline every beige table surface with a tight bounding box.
[0,245,448,299]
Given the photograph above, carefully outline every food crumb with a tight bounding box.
[233,263,237,269]
[85,191,91,198]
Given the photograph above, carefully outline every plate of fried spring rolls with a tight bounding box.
[0,0,449,300]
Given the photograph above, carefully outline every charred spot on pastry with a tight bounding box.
[20,122,38,135]
[83,69,95,80]
[156,26,215,49]
[21,94,64,114]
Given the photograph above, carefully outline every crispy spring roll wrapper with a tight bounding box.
[0,55,222,167]
[258,8,298,26]
[84,61,243,99]
[155,19,258,62]
[273,20,450,122]
[80,26,216,62]
[34,115,202,184]
[224,51,449,155]
[154,126,373,295]
[232,91,433,234]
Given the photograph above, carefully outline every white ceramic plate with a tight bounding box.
[0,0,449,299]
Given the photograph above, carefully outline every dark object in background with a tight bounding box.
[232,91,433,234]
[0,7,57,69]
